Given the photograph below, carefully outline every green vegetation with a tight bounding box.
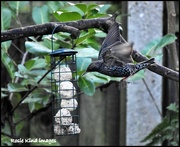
[1,1,178,146]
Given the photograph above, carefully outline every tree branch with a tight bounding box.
[132,49,179,82]
[1,23,81,42]
[1,17,113,42]
[1,15,179,82]
[120,35,179,82]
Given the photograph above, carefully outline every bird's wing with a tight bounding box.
[102,50,126,67]
[98,22,122,60]
[109,42,134,63]
[102,42,134,67]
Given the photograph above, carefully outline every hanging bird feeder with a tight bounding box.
[50,48,81,136]
[50,27,80,136]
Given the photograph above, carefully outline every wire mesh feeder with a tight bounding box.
[50,48,81,136]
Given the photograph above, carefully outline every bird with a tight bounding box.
[84,22,155,81]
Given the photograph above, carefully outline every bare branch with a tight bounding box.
[1,17,113,42]
[1,23,80,42]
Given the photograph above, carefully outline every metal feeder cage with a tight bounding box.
[50,48,80,136]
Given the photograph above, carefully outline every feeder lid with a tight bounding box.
[50,48,78,57]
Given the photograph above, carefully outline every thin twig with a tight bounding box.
[15,101,52,125]
[11,42,24,55]
[9,51,29,101]
[142,78,162,118]
[9,58,63,115]
[8,115,16,138]
[1,132,12,138]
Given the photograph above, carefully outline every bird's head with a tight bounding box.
[82,60,103,76]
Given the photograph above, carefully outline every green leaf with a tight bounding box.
[141,117,169,142]
[154,54,163,62]
[87,4,98,11]
[1,92,8,98]
[14,112,25,136]
[50,33,72,48]
[76,57,92,72]
[78,76,95,96]
[141,34,177,56]
[23,97,42,113]
[28,70,51,79]
[76,48,99,58]
[47,1,60,13]
[167,103,178,112]
[141,39,160,55]
[25,59,35,70]
[127,70,145,82]
[83,72,108,84]
[28,103,36,113]
[1,136,12,146]
[20,75,50,87]
[17,64,29,75]
[22,89,49,112]
[25,41,51,56]
[1,41,11,51]
[145,135,162,146]
[8,1,29,15]
[32,5,49,24]
[1,8,12,30]
[99,4,111,13]
[65,4,84,16]
[155,34,177,51]
[53,11,82,22]
[94,29,107,38]
[8,1,20,16]
[43,35,60,50]
[171,141,178,146]
[22,97,42,104]
[75,31,95,45]
[55,39,72,48]
[91,72,122,83]
[75,3,87,14]
[1,49,16,80]
[7,83,28,92]
[86,37,101,50]
[25,57,47,70]
[87,12,107,19]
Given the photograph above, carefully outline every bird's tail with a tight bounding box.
[140,58,155,64]
[135,58,155,71]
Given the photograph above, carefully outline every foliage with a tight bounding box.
[141,103,179,146]
[141,34,177,61]
[1,1,111,146]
